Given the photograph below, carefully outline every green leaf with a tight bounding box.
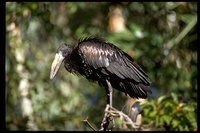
[180,14,197,24]
[161,115,172,125]
[172,119,180,128]
[171,92,178,104]
[157,95,168,105]
[149,111,157,117]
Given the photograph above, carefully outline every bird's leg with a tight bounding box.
[106,80,115,127]
[99,80,114,131]
[106,80,113,108]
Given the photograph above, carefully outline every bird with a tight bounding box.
[50,37,152,108]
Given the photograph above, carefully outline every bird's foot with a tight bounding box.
[99,104,115,131]
[107,104,115,128]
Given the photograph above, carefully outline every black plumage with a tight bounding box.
[50,37,152,100]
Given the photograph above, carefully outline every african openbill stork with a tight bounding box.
[50,37,152,109]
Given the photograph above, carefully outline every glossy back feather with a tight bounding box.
[70,37,152,98]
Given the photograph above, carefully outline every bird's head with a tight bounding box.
[50,43,72,80]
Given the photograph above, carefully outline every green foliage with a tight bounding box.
[6,2,197,131]
[141,93,197,131]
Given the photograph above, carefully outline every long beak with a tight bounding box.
[50,53,64,80]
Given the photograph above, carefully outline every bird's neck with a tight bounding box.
[64,51,81,74]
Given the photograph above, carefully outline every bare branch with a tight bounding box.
[82,116,97,131]
[99,104,112,131]
[106,106,141,130]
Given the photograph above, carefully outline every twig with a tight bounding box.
[105,106,141,130]
[82,116,97,131]
[99,104,112,131]
[84,104,164,131]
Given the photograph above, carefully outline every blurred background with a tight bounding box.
[6,2,197,131]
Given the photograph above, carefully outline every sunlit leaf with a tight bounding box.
[171,93,178,104]
[157,95,168,105]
